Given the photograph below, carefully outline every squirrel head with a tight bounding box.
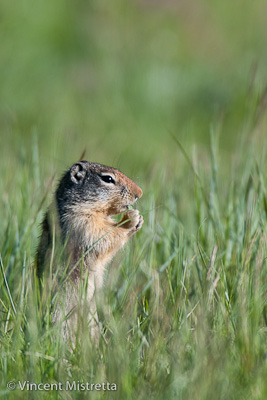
[56,161,142,218]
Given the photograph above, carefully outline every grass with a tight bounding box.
[1,126,267,399]
[1,1,267,399]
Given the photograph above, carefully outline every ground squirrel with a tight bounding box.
[37,161,143,342]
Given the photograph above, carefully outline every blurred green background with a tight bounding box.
[1,0,267,174]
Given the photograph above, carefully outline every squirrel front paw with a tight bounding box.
[121,209,144,235]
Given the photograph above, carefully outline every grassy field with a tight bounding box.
[1,1,267,399]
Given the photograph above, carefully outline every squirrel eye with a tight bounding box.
[100,175,115,184]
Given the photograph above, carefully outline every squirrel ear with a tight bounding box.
[70,163,86,184]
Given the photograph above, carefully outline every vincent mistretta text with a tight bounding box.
[16,381,117,392]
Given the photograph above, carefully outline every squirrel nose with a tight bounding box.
[135,186,143,199]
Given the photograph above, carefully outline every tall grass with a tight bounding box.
[1,126,267,399]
